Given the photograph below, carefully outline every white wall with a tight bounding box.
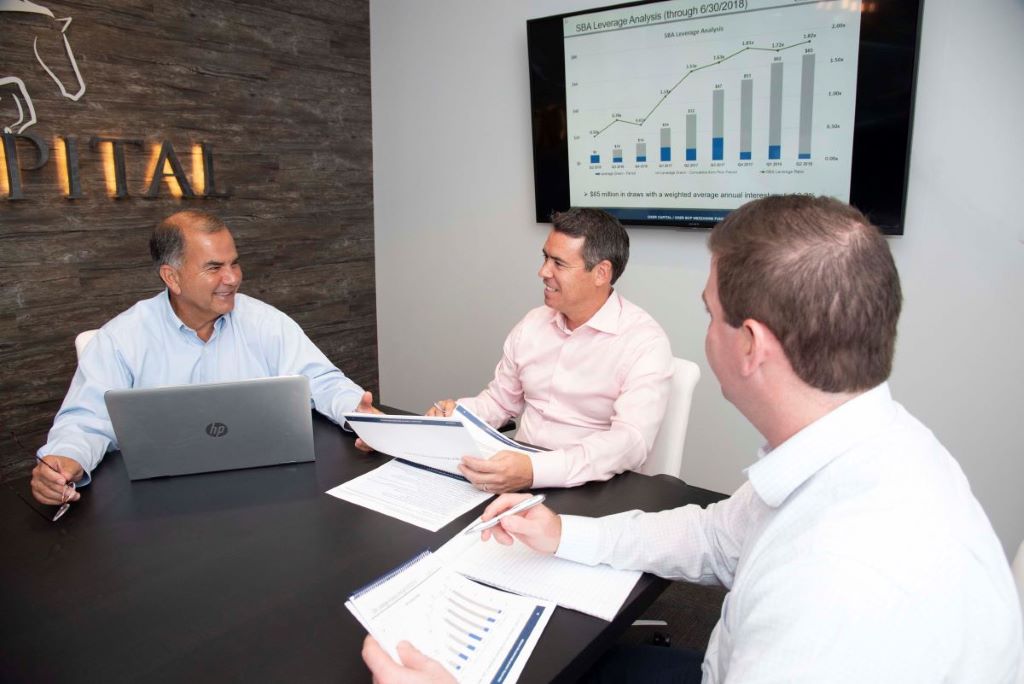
[370,0,1024,555]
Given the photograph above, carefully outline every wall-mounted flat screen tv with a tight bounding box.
[527,0,923,234]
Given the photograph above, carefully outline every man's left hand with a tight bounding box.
[353,391,382,452]
[459,450,534,493]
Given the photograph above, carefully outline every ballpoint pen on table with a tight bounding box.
[464,493,546,535]
[34,455,74,522]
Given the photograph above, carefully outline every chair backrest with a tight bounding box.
[641,357,701,478]
[1013,541,1024,619]
[74,329,99,360]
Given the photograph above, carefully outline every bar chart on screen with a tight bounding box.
[564,0,861,213]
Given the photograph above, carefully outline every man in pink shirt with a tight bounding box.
[429,208,673,493]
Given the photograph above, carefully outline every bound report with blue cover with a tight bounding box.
[346,549,554,684]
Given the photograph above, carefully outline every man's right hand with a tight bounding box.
[425,399,456,418]
[31,455,84,505]
[354,391,383,452]
[479,493,562,555]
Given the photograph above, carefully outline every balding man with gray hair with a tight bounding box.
[32,210,374,505]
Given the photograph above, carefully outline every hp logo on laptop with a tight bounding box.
[205,422,229,438]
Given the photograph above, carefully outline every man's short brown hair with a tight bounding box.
[708,195,901,393]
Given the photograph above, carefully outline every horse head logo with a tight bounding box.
[1,0,87,134]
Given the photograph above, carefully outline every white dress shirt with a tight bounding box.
[40,290,364,484]
[459,292,673,488]
[556,383,1024,682]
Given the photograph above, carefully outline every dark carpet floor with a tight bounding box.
[620,580,726,651]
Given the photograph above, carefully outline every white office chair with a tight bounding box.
[1013,540,1024,619]
[641,357,701,479]
[74,329,99,360]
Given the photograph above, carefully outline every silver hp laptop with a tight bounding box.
[105,375,315,480]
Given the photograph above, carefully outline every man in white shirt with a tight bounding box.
[428,208,672,493]
[363,195,1024,683]
[32,209,375,505]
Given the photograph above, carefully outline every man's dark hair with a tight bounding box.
[708,195,902,393]
[551,208,630,284]
[149,210,228,270]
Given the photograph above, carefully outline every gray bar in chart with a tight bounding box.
[712,90,724,138]
[798,53,815,159]
[768,61,783,159]
[660,126,671,161]
[685,113,696,161]
[740,78,753,159]
[636,142,647,161]
[612,145,623,162]
[712,89,724,160]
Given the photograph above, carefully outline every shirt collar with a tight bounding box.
[159,289,229,339]
[746,382,899,508]
[552,291,622,335]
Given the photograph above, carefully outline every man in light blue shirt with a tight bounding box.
[32,209,374,504]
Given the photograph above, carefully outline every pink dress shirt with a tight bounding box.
[459,292,673,488]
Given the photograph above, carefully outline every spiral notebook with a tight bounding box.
[347,550,553,684]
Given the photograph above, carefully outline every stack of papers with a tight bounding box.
[327,405,544,531]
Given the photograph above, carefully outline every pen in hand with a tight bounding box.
[432,401,450,417]
[464,494,546,535]
[35,455,66,480]
[35,456,75,521]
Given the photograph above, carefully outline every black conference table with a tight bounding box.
[1,413,709,683]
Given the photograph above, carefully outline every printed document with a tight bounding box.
[332,406,545,531]
[343,405,546,473]
[452,404,545,457]
[343,413,480,475]
[347,551,553,684]
[326,459,491,532]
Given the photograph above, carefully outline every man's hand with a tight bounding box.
[361,636,455,684]
[353,391,382,452]
[459,450,533,493]
[425,399,456,418]
[30,455,84,505]
[479,493,562,554]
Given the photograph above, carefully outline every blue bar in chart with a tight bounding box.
[636,141,647,162]
[685,113,697,161]
[590,153,600,164]
[659,127,671,161]
[612,146,623,163]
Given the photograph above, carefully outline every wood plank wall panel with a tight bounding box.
[0,0,376,480]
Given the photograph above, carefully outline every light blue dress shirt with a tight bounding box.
[39,290,364,485]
